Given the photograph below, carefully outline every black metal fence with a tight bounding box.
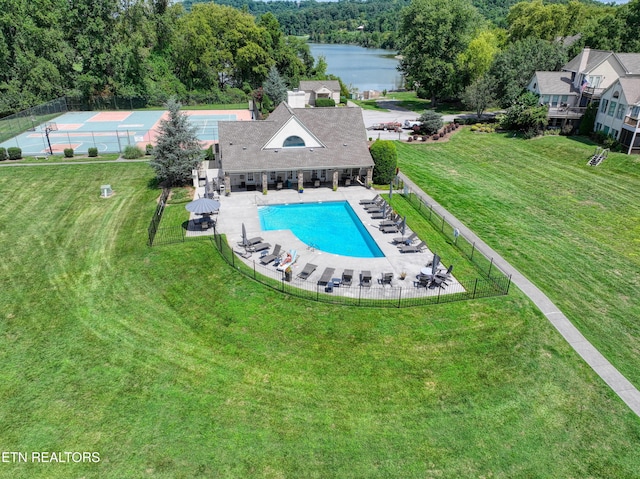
[212,233,510,308]
[399,184,511,289]
[147,189,170,246]
[0,97,68,143]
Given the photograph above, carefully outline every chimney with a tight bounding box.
[575,47,590,88]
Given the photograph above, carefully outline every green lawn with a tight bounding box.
[0,162,639,478]
[397,129,640,388]
[0,153,122,164]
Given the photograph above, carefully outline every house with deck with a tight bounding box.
[216,102,374,193]
[528,47,640,147]
[594,76,640,154]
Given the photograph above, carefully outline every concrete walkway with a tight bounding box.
[399,172,640,417]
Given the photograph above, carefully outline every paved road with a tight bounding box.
[399,173,640,417]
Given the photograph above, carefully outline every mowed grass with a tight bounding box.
[397,130,640,388]
[0,163,639,478]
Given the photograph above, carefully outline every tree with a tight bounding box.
[418,110,443,135]
[457,28,504,84]
[262,65,288,107]
[150,99,204,186]
[499,92,548,135]
[462,75,495,119]
[369,140,397,185]
[488,37,567,108]
[398,0,481,104]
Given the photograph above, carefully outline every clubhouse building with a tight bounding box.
[215,102,375,193]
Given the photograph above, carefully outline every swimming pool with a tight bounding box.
[258,201,385,258]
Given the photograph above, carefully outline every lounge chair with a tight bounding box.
[260,244,282,265]
[359,195,381,205]
[413,275,430,288]
[247,242,270,253]
[378,272,393,286]
[393,232,417,245]
[364,199,385,210]
[398,240,427,253]
[297,263,317,280]
[379,215,400,227]
[341,269,353,287]
[380,224,399,233]
[233,249,252,259]
[344,178,351,187]
[237,236,263,247]
[360,270,372,287]
[317,267,336,286]
[429,275,447,289]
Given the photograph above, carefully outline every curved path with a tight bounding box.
[399,172,640,417]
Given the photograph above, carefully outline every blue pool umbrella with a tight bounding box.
[185,197,220,215]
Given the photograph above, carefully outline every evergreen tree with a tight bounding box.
[418,110,444,135]
[263,65,288,107]
[150,98,204,186]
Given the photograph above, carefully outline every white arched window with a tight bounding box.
[283,136,305,147]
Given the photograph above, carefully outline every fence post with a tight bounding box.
[488,258,494,278]
[441,216,445,232]
[429,205,433,221]
[253,261,256,279]
[470,242,475,260]
[358,285,362,306]
[397,287,402,308]
[437,284,441,303]
[506,275,512,294]
[472,278,478,299]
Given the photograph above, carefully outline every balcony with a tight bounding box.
[623,116,640,129]
[582,87,605,99]
[547,106,586,119]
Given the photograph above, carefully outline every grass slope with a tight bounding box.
[0,163,639,478]
[397,130,640,388]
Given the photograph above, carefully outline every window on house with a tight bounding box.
[595,122,602,131]
[561,95,568,104]
[612,129,619,138]
[601,99,609,113]
[247,172,254,182]
[608,101,616,116]
[616,104,626,120]
[632,106,640,119]
[603,125,610,134]
[270,172,276,181]
[588,76,602,88]
[552,95,559,106]
[541,95,549,104]
[283,136,305,147]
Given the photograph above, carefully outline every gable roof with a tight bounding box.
[615,76,640,105]
[563,49,613,73]
[532,71,579,95]
[218,103,374,174]
[298,80,341,93]
[615,53,640,75]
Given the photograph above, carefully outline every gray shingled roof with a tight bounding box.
[298,80,341,93]
[616,53,640,74]
[563,49,613,73]
[617,76,640,105]
[218,103,374,173]
[532,71,579,95]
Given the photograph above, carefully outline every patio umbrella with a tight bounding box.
[431,253,441,276]
[389,183,393,199]
[400,216,406,237]
[185,197,220,215]
[241,223,248,247]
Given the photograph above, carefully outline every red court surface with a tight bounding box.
[88,111,132,122]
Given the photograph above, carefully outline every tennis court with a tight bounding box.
[0,109,252,156]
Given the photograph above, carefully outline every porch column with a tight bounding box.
[297,170,304,192]
[224,173,230,195]
[332,170,339,190]
[262,172,268,194]
[365,168,373,188]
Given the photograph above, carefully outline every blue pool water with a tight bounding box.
[258,201,385,258]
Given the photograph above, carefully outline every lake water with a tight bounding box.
[308,43,403,93]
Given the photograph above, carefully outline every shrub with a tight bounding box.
[561,124,574,136]
[0,147,7,161]
[370,139,397,184]
[432,135,439,141]
[7,147,22,160]
[417,110,443,135]
[522,128,539,140]
[88,147,98,157]
[64,148,74,158]
[145,144,154,155]
[123,145,144,159]
[204,145,214,161]
[315,98,336,108]
[407,136,413,142]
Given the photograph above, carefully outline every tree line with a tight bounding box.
[0,0,330,116]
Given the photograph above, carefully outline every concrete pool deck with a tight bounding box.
[210,185,462,294]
